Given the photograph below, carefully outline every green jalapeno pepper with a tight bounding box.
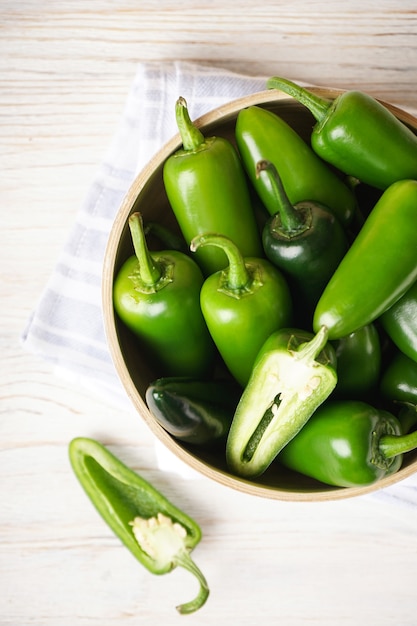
[69,437,209,614]
[226,326,337,478]
[113,212,215,378]
[332,324,381,398]
[257,159,348,323]
[163,97,262,276]
[191,232,292,388]
[144,220,189,255]
[267,76,417,190]
[279,400,417,488]
[380,280,417,364]
[313,180,417,340]
[234,104,356,226]
[380,350,417,406]
[397,403,417,434]
[145,377,241,446]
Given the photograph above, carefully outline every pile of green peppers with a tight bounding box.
[113,84,417,491]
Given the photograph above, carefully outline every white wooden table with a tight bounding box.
[2,2,417,624]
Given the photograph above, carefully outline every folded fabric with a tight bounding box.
[22,61,417,514]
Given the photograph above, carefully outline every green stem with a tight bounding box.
[295,325,329,364]
[175,96,205,151]
[379,428,417,459]
[256,160,307,235]
[190,233,250,290]
[266,76,332,123]
[128,212,161,286]
[174,550,210,614]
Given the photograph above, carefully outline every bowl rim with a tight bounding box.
[102,87,417,502]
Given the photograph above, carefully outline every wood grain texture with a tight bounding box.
[2,2,417,624]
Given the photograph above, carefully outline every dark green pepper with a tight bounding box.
[69,437,209,614]
[397,403,417,434]
[235,104,356,225]
[313,180,417,339]
[380,350,417,406]
[267,76,417,190]
[332,324,381,398]
[113,212,215,378]
[145,377,241,446]
[380,280,417,363]
[144,220,189,255]
[163,97,262,276]
[191,232,292,387]
[226,326,337,478]
[257,159,348,322]
[279,400,417,488]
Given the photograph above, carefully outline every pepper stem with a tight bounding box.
[379,428,417,459]
[174,549,210,614]
[294,325,329,364]
[266,76,332,123]
[256,160,308,235]
[128,212,161,286]
[176,96,205,151]
[191,233,250,290]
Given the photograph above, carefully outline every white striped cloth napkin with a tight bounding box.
[21,61,417,513]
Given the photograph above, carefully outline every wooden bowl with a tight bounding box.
[102,88,417,501]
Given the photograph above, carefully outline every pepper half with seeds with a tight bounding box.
[226,325,337,478]
[69,437,209,614]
